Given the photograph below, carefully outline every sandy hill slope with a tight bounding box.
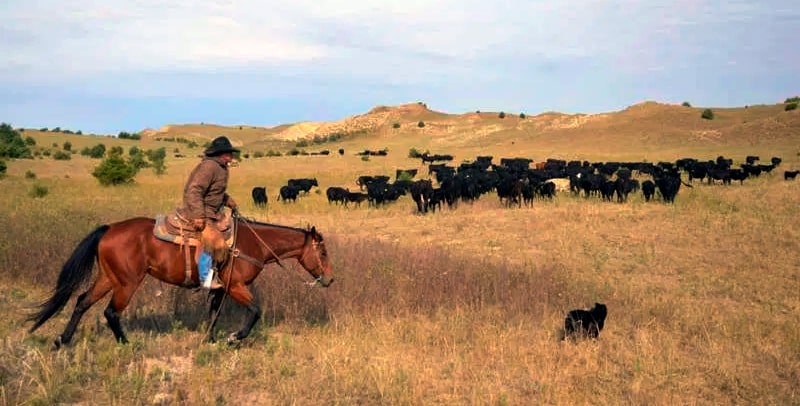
[136,100,799,156]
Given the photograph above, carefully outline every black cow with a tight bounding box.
[564,303,608,340]
[745,155,760,165]
[641,180,656,202]
[356,175,390,190]
[344,192,369,207]
[287,178,319,194]
[277,185,299,203]
[410,179,434,213]
[251,186,267,208]
[784,170,800,180]
[326,186,348,205]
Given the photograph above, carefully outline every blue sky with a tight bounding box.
[1,1,798,135]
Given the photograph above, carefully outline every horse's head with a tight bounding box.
[298,226,334,287]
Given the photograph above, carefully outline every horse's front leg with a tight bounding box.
[205,289,226,342]
[225,285,262,345]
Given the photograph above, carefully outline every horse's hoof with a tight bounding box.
[52,336,63,351]
[226,333,239,345]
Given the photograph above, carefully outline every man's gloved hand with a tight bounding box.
[192,218,206,231]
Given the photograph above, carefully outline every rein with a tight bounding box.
[234,215,325,287]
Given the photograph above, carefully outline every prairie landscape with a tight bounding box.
[1,101,799,405]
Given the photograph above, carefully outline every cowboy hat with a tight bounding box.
[204,136,240,156]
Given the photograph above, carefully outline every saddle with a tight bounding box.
[153,210,236,287]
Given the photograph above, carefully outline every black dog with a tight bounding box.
[564,303,607,339]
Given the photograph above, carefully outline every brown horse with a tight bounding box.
[28,215,334,348]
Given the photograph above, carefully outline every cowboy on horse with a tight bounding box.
[177,136,240,289]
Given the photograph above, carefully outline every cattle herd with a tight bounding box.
[251,154,793,213]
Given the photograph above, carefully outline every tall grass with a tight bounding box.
[0,142,798,404]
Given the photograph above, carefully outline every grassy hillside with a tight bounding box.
[1,101,799,404]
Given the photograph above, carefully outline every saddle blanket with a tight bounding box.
[153,215,234,247]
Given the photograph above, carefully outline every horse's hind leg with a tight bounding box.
[56,277,112,349]
[226,286,262,344]
[205,289,226,342]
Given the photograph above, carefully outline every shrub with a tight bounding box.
[701,108,714,120]
[519,113,526,119]
[338,148,344,156]
[0,123,33,158]
[24,136,36,146]
[392,122,401,129]
[417,121,425,128]
[0,160,5,177]
[25,170,36,179]
[109,146,124,157]
[360,155,370,162]
[253,151,265,158]
[146,147,167,175]
[53,151,72,160]
[785,102,798,112]
[784,96,800,104]
[498,112,506,119]
[92,155,139,186]
[266,150,282,157]
[29,183,48,198]
[681,101,692,107]
[288,148,300,156]
[81,143,106,158]
[63,141,72,151]
[408,148,424,159]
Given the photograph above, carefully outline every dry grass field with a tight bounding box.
[1,101,799,405]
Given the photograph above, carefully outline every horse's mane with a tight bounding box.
[237,217,320,236]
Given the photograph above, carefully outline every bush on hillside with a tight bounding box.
[0,123,33,159]
[63,141,72,151]
[701,108,714,120]
[784,96,799,104]
[498,112,506,119]
[681,101,692,107]
[92,155,139,186]
[785,102,798,112]
[53,151,72,160]
[81,143,106,158]
[0,160,7,177]
[417,121,425,128]
[392,122,401,129]
[519,113,526,119]
[29,184,48,198]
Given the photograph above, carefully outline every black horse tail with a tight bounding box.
[28,225,110,333]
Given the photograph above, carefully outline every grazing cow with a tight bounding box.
[654,169,689,203]
[537,181,556,200]
[745,155,760,165]
[356,175,390,190]
[410,179,434,213]
[344,192,369,207]
[641,180,656,202]
[729,169,749,184]
[251,186,267,208]
[785,170,800,180]
[564,303,608,340]
[771,157,782,167]
[277,185,300,203]
[287,178,319,194]
[326,186,349,205]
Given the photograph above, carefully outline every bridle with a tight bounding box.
[234,217,328,286]
[298,233,328,286]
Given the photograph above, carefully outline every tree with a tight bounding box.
[392,122,401,129]
[784,96,799,103]
[145,147,167,175]
[785,102,798,112]
[63,141,72,151]
[701,109,714,120]
[519,113,526,119]
[681,101,692,107]
[498,112,506,119]
[417,121,425,128]
[92,155,139,186]
[0,123,33,159]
